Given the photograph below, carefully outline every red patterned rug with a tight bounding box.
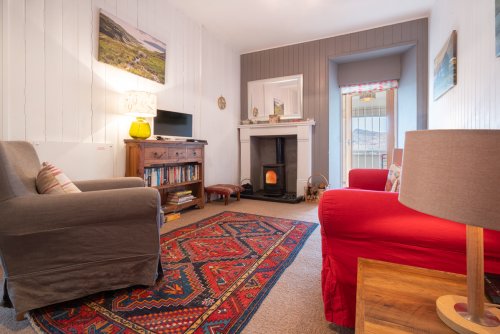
[30,211,317,333]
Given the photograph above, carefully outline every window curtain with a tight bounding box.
[340,80,398,95]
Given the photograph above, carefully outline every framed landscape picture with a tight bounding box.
[98,10,166,84]
[433,30,457,100]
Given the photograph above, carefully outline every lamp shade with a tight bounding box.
[124,91,157,117]
[399,130,500,231]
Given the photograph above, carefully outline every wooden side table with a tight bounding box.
[355,258,468,334]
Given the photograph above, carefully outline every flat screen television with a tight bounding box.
[154,110,193,139]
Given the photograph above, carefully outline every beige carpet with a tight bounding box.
[0,199,352,334]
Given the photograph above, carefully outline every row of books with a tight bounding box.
[144,165,200,187]
[166,190,196,205]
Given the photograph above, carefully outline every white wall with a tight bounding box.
[429,0,500,129]
[398,46,417,146]
[1,0,240,185]
[199,29,240,185]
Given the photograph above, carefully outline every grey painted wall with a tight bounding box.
[241,18,428,180]
[398,46,417,147]
[337,54,401,86]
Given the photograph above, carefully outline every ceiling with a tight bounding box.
[169,0,436,54]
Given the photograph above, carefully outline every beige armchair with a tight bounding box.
[0,141,163,319]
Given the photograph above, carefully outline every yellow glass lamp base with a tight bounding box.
[436,295,500,334]
[129,117,151,140]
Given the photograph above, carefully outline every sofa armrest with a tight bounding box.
[73,177,145,192]
[0,187,162,276]
[348,168,388,191]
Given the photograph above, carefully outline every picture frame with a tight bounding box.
[433,30,457,100]
[98,9,166,84]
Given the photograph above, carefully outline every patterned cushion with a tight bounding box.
[205,184,244,196]
[36,162,81,194]
[385,163,402,192]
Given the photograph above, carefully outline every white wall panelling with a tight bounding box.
[200,28,240,185]
[2,0,240,184]
[429,0,499,129]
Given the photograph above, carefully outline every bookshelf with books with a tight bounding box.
[125,139,206,213]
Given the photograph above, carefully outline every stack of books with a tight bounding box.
[167,190,195,205]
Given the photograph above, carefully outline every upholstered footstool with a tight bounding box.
[205,184,244,205]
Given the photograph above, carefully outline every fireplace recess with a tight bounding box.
[263,137,286,196]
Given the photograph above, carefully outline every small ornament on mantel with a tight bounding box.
[217,96,226,110]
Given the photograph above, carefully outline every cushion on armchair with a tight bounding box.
[36,162,81,194]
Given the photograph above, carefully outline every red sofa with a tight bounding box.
[318,168,500,328]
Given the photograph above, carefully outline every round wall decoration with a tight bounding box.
[218,96,227,110]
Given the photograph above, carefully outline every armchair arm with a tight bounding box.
[348,168,388,191]
[0,187,162,276]
[73,177,145,192]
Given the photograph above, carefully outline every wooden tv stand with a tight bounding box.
[125,139,206,213]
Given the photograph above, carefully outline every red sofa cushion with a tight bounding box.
[318,169,500,328]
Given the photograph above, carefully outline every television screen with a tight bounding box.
[154,110,192,138]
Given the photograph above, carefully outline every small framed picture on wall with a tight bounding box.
[433,30,457,100]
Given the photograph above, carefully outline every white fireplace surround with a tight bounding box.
[238,120,315,197]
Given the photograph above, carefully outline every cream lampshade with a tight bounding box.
[399,130,500,334]
[124,91,157,140]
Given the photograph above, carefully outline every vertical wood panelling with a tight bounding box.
[429,0,500,130]
[3,0,240,182]
[276,47,284,77]
[393,24,402,44]
[91,1,107,144]
[374,27,384,48]
[366,29,375,49]
[383,26,393,46]
[241,18,429,179]
[350,33,359,53]
[341,35,350,54]
[358,31,367,50]
[45,0,63,142]
[62,0,79,142]
[25,0,45,142]
[7,0,25,140]
[401,21,411,41]
[78,0,92,142]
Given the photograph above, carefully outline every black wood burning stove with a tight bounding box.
[263,137,286,196]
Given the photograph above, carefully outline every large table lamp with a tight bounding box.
[399,130,500,334]
[124,91,157,140]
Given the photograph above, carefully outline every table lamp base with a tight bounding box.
[437,295,500,334]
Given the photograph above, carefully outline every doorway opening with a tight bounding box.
[341,87,397,187]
